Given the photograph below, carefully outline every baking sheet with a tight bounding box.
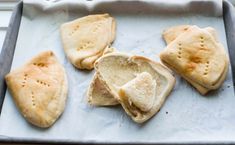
[1,0,235,143]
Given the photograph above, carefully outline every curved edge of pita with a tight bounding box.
[162,25,219,45]
[60,13,116,70]
[94,53,175,123]
[5,51,68,128]
[162,25,191,45]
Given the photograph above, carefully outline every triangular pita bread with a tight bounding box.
[160,26,228,94]
[60,14,116,70]
[5,51,68,128]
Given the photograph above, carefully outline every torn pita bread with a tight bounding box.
[88,74,118,106]
[5,51,68,128]
[163,25,219,45]
[160,26,228,94]
[60,13,116,70]
[119,72,156,112]
[87,47,119,106]
[94,53,175,123]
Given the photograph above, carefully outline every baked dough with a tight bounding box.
[94,53,175,123]
[160,26,228,94]
[87,47,119,106]
[88,73,118,106]
[119,72,156,112]
[60,13,116,70]
[162,25,223,94]
[5,51,68,128]
[163,25,191,44]
[162,25,219,44]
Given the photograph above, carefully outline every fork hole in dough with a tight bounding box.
[31,92,36,107]
[178,45,182,58]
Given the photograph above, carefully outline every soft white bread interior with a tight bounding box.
[94,53,175,123]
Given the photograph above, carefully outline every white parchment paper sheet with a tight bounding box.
[1,0,235,143]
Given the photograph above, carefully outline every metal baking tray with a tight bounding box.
[0,0,235,144]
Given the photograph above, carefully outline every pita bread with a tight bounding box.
[163,25,191,44]
[5,51,68,128]
[163,25,219,45]
[94,53,175,123]
[119,72,156,112]
[60,14,116,70]
[87,47,119,106]
[88,74,118,106]
[160,26,228,94]
[162,25,222,94]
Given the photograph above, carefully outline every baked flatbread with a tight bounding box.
[88,74,118,106]
[119,72,156,112]
[95,53,175,123]
[60,14,116,70]
[87,47,119,106]
[160,26,228,94]
[162,25,222,94]
[5,51,68,128]
[163,25,219,44]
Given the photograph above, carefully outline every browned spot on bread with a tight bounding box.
[33,63,48,68]
[185,62,197,72]
[189,55,201,63]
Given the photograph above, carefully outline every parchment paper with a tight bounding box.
[1,0,235,143]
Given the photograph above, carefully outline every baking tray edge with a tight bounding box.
[0,1,23,114]
[0,0,235,144]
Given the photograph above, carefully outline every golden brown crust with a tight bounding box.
[5,51,68,128]
[160,26,228,94]
[60,14,116,70]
